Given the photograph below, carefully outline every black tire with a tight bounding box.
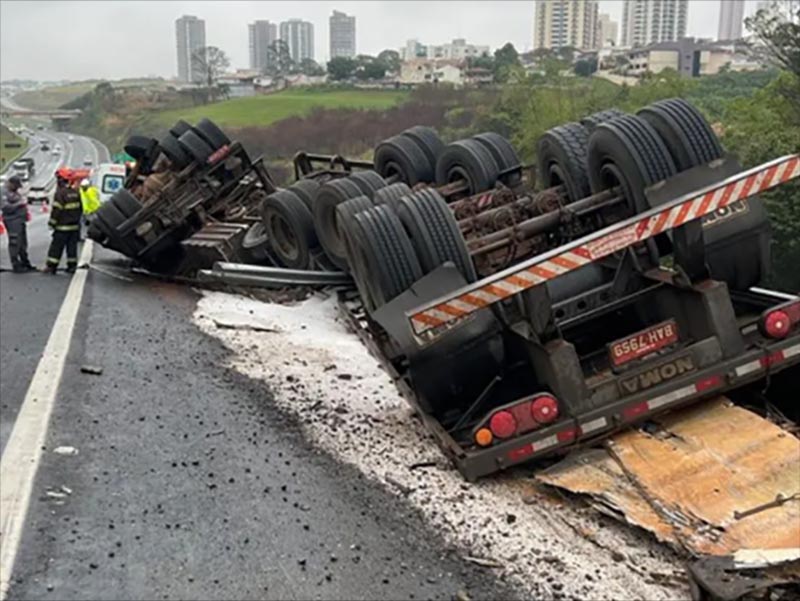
[537,123,591,203]
[194,118,230,150]
[350,205,423,310]
[261,189,318,270]
[373,182,412,208]
[638,99,723,171]
[335,195,374,273]
[435,139,501,195]
[289,178,321,212]
[178,130,214,163]
[472,132,522,186]
[374,135,434,185]
[124,135,158,161]
[395,188,477,282]
[170,120,192,138]
[159,133,191,170]
[581,109,625,132]
[312,178,364,270]
[347,171,387,200]
[400,126,444,169]
[95,202,139,256]
[587,114,677,213]
[111,189,142,218]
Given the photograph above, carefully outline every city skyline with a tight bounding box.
[0,1,771,81]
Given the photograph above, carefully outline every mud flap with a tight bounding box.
[372,264,504,416]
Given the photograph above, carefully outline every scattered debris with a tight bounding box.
[409,460,438,471]
[53,446,79,456]
[463,556,503,569]
[80,365,103,375]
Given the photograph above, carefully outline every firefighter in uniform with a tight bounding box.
[46,172,83,274]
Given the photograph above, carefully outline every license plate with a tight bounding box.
[608,319,679,368]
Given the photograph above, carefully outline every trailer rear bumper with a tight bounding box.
[453,336,799,481]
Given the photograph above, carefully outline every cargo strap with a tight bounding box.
[407,154,800,337]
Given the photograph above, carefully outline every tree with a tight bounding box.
[493,42,521,82]
[377,49,401,74]
[299,58,325,77]
[266,40,294,76]
[745,1,800,116]
[327,56,357,80]
[356,61,387,80]
[191,46,230,103]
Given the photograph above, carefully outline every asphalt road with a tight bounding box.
[3,248,515,600]
[1,129,106,454]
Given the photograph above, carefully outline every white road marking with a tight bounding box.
[0,240,94,600]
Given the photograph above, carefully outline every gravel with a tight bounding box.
[194,291,689,600]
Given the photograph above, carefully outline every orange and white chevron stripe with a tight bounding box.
[409,154,800,337]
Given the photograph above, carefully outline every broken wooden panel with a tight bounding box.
[538,397,800,557]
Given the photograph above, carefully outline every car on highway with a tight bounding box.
[83,156,93,166]
[68,135,74,142]
[27,184,50,204]
[52,146,60,155]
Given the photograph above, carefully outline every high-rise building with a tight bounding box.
[280,19,315,62]
[718,0,745,40]
[249,20,278,73]
[533,0,600,51]
[175,15,206,82]
[329,10,356,58]
[621,0,688,47]
[598,13,619,47]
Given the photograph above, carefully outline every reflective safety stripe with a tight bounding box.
[62,202,81,210]
[46,257,59,264]
[51,202,63,209]
[66,258,78,264]
[54,225,80,231]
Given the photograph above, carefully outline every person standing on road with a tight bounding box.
[78,177,100,240]
[45,174,83,274]
[1,175,35,273]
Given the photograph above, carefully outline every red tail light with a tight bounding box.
[489,410,517,439]
[760,300,799,339]
[531,395,559,424]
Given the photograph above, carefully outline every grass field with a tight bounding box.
[0,125,28,169]
[152,89,409,128]
[11,82,99,111]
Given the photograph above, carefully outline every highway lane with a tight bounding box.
[1,131,109,454]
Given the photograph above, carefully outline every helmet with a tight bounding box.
[7,175,22,188]
[80,178,90,187]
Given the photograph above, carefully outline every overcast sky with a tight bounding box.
[0,1,766,82]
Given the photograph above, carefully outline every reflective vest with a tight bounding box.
[80,186,101,214]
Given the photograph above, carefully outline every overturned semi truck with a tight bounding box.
[92,100,800,483]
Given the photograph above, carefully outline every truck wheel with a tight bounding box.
[262,189,318,270]
[638,99,722,171]
[587,114,677,214]
[124,135,158,161]
[159,133,191,170]
[580,109,625,132]
[112,190,142,219]
[169,120,192,138]
[335,195,374,273]
[95,203,140,256]
[396,189,476,281]
[373,182,412,208]
[436,139,500,195]
[374,135,434,185]
[537,123,591,203]
[347,171,387,200]
[351,205,423,310]
[400,126,444,170]
[178,130,214,164]
[289,178,321,211]
[472,132,522,186]
[312,178,363,270]
[194,118,230,150]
